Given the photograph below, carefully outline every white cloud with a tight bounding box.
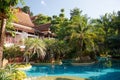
[41,0,47,6]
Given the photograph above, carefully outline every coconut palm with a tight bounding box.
[24,38,46,63]
[69,13,97,61]
[70,26,96,58]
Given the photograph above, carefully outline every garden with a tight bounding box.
[0,0,120,80]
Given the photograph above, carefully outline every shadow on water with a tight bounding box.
[89,72,120,80]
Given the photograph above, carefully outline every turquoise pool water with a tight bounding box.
[25,60,120,80]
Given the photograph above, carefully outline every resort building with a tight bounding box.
[5,9,54,47]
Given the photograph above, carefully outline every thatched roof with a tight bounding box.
[35,23,51,31]
[12,23,35,33]
[14,9,35,27]
[11,9,35,33]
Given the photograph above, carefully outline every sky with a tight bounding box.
[19,0,120,18]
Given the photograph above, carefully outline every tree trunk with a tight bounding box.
[0,18,6,68]
[25,55,29,64]
[79,37,83,62]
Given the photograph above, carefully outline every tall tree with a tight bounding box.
[112,11,120,35]
[91,13,114,54]
[108,11,120,52]
[69,8,97,61]
[70,8,82,19]
[0,0,23,67]
[51,8,70,39]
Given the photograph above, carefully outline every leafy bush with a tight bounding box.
[0,64,26,80]
[3,45,24,62]
[11,70,26,80]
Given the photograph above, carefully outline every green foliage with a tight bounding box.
[104,60,112,68]
[0,69,11,80]
[3,45,23,60]
[0,0,24,19]
[50,8,98,60]
[68,9,97,59]
[91,13,117,55]
[0,0,24,31]
[33,14,51,25]
[0,0,24,67]
[52,40,70,55]
[0,0,24,36]
[24,38,46,62]
[61,9,64,12]
[59,8,65,17]
[51,9,71,40]
[107,35,120,49]
[1,3,120,62]
[43,39,71,60]
[11,70,26,80]
[0,64,26,80]
[70,8,82,19]
[21,6,33,16]
[21,6,30,13]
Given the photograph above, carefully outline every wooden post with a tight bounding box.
[0,18,6,67]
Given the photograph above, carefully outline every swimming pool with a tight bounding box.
[25,60,120,80]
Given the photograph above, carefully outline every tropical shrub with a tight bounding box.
[24,38,46,63]
[0,64,26,80]
[11,70,26,80]
[3,45,24,62]
[43,39,71,61]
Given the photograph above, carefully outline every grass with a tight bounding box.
[26,76,89,80]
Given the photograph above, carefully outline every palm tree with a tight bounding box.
[0,0,24,67]
[69,14,97,61]
[24,38,46,63]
